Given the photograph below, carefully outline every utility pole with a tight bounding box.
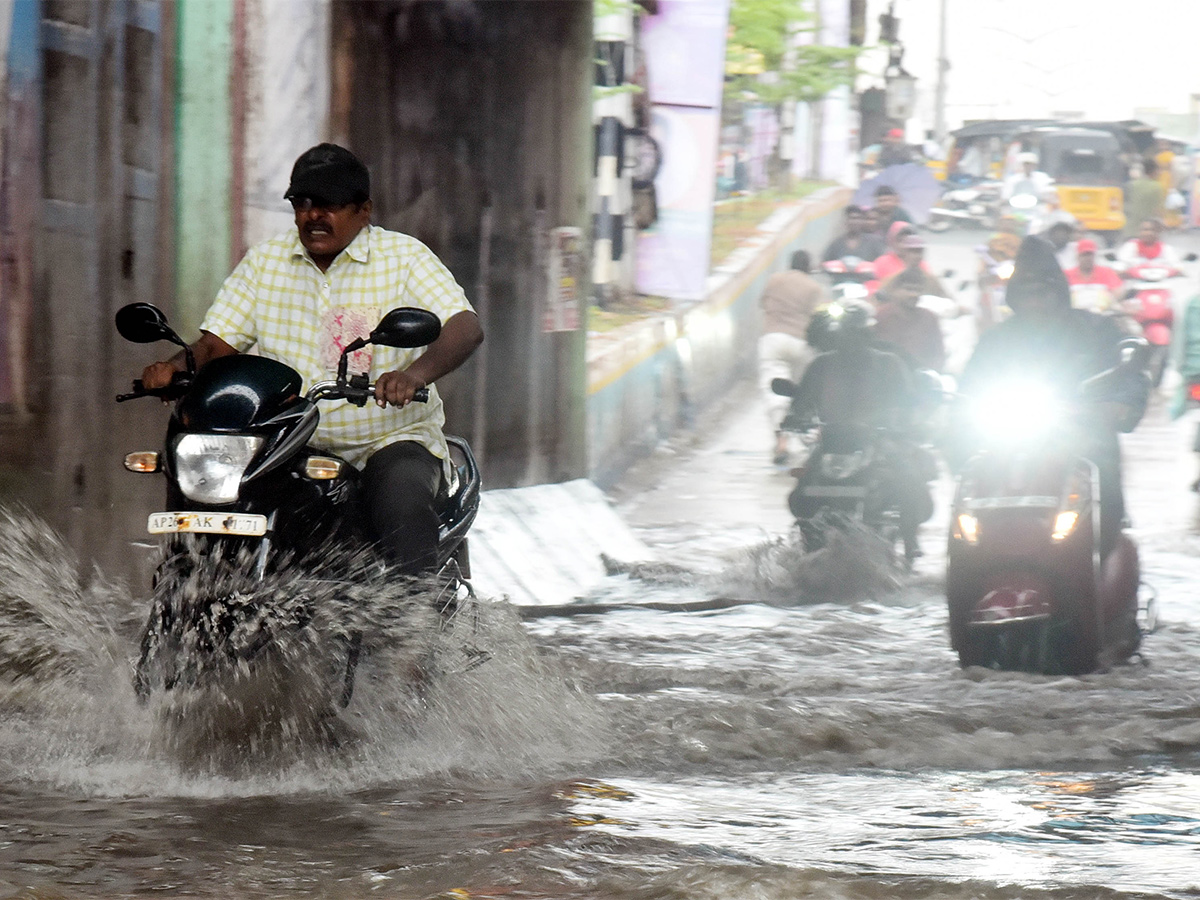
[934,0,948,141]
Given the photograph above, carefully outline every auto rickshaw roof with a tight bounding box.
[952,118,1156,153]
[951,119,1059,141]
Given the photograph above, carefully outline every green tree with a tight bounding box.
[725,0,860,105]
[723,0,862,183]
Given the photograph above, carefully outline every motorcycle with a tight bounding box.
[926,179,1003,233]
[115,302,482,708]
[1003,190,1044,235]
[772,372,942,565]
[946,343,1152,674]
[820,256,877,302]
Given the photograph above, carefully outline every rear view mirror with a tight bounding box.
[771,377,797,398]
[115,303,181,345]
[370,308,442,349]
[1186,253,1199,263]
[1119,337,1148,367]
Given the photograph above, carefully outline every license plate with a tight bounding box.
[148,512,268,536]
[802,485,867,498]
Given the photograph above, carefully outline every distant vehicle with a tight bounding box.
[1032,127,1129,244]
[926,178,1003,232]
[820,257,876,302]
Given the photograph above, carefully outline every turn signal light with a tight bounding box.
[123,451,160,473]
[1051,511,1079,542]
[304,456,343,480]
[955,513,979,543]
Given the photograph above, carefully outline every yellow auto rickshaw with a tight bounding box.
[1030,127,1128,242]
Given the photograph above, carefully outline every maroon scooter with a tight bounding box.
[946,345,1152,674]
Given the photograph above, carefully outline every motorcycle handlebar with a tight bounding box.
[116,372,193,403]
[307,380,429,407]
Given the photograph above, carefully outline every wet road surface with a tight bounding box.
[1,229,1200,898]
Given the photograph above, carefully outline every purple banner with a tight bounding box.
[639,0,729,109]
[636,0,729,301]
[636,107,722,300]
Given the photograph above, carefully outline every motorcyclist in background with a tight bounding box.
[952,236,1149,557]
[1065,237,1124,313]
[783,301,935,558]
[1116,217,1182,268]
[1002,151,1053,202]
[872,266,947,372]
[822,205,887,263]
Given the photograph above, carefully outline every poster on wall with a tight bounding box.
[635,0,730,303]
[635,107,722,300]
[544,227,582,333]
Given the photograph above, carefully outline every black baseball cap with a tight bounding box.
[283,143,370,207]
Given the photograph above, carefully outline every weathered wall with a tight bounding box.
[0,0,174,585]
[587,187,851,487]
[339,0,593,488]
[174,0,233,336]
[238,0,329,250]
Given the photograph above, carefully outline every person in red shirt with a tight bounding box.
[873,222,921,283]
[1064,237,1125,312]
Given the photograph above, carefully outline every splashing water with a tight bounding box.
[713,521,904,606]
[0,506,608,793]
[597,520,904,611]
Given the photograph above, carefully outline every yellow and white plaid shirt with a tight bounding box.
[201,224,475,472]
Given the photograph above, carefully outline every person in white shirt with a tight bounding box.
[1003,151,1054,201]
[1116,217,1182,268]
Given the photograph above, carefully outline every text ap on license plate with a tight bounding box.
[147,512,268,536]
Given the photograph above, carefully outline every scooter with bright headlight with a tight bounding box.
[946,349,1151,674]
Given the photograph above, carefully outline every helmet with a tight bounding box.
[806,300,876,352]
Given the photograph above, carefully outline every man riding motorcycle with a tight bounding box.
[781,301,935,559]
[952,236,1149,557]
[139,143,485,574]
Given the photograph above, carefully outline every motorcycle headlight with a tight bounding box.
[1009,193,1039,210]
[172,434,264,504]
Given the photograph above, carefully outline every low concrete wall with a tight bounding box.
[586,186,851,487]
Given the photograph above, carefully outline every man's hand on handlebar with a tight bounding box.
[141,360,181,391]
[373,369,427,408]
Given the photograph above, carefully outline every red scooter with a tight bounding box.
[1119,261,1184,386]
[946,344,1152,674]
[821,256,877,302]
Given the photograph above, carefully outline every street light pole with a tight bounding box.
[934,0,947,140]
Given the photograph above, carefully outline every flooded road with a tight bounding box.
[2,385,1199,899]
[4,225,1200,896]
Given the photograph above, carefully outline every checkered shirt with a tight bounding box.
[200,224,475,472]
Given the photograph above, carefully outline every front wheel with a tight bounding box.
[925,217,953,233]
